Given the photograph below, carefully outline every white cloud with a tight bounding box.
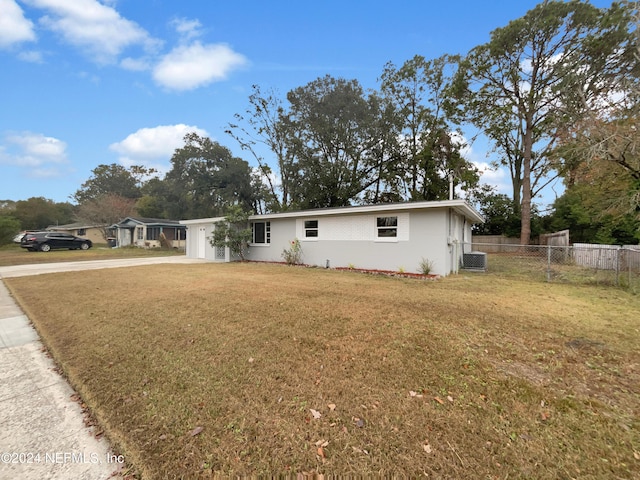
[171,17,203,41]
[451,131,512,195]
[29,167,65,178]
[17,49,43,62]
[473,160,511,195]
[153,42,247,91]
[109,124,209,171]
[0,131,68,177]
[120,56,151,71]
[0,0,36,48]
[24,0,161,63]
[4,2,247,91]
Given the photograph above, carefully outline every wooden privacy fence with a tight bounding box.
[573,243,640,271]
[540,230,569,247]
[471,235,521,253]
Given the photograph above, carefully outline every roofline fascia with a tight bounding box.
[249,200,484,223]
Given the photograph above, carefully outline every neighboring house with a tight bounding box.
[180,200,484,277]
[111,217,187,249]
[46,223,108,245]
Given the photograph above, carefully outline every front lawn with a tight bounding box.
[0,244,184,266]
[5,263,639,478]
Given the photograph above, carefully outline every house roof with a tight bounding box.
[46,222,106,230]
[180,200,484,225]
[113,217,185,228]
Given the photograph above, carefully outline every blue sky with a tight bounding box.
[0,0,610,206]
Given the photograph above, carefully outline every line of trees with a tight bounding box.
[226,0,638,244]
[1,0,637,246]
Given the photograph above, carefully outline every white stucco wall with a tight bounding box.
[183,220,220,260]
[243,210,451,275]
[180,202,482,277]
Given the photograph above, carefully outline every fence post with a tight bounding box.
[615,248,620,286]
[546,245,552,282]
[629,249,632,290]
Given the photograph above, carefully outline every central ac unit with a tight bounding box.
[463,251,487,271]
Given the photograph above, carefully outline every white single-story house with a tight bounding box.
[180,200,484,277]
[111,217,187,249]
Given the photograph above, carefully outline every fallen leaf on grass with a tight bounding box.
[353,417,365,428]
[540,411,551,421]
[310,409,322,419]
[447,395,454,402]
[634,451,640,460]
[317,447,326,459]
[189,426,204,437]
[352,446,369,455]
[423,443,432,454]
[328,403,336,411]
[315,439,329,447]
[434,396,445,405]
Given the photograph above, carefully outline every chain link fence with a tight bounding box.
[464,242,640,292]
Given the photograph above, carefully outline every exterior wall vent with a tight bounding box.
[463,251,487,271]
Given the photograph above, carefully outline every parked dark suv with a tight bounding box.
[20,232,93,252]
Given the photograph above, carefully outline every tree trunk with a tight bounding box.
[520,118,533,245]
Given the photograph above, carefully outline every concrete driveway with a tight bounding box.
[0,255,205,278]
[0,255,206,479]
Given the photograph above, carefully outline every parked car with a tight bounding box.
[13,231,35,243]
[20,232,92,252]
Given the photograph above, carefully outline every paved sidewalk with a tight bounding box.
[0,256,206,479]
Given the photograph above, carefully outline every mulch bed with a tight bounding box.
[247,260,439,280]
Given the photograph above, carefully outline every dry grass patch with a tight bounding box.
[5,263,640,478]
[0,244,183,266]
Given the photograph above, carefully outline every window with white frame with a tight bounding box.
[376,216,398,238]
[304,220,318,238]
[252,221,270,244]
[137,227,144,240]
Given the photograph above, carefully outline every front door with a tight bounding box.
[197,227,206,258]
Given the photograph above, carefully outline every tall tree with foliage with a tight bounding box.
[545,185,639,244]
[471,192,523,237]
[380,54,478,201]
[0,216,21,245]
[12,197,75,230]
[229,80,403,209]
[283,75,392,208]
[73,164,144,204]
[456,0,631,244]
[227,85,295,211]
[75,193,137,241]
[554,1,639,222]
[164,133,257,219]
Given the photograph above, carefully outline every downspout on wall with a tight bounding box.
[448,207,454,275]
